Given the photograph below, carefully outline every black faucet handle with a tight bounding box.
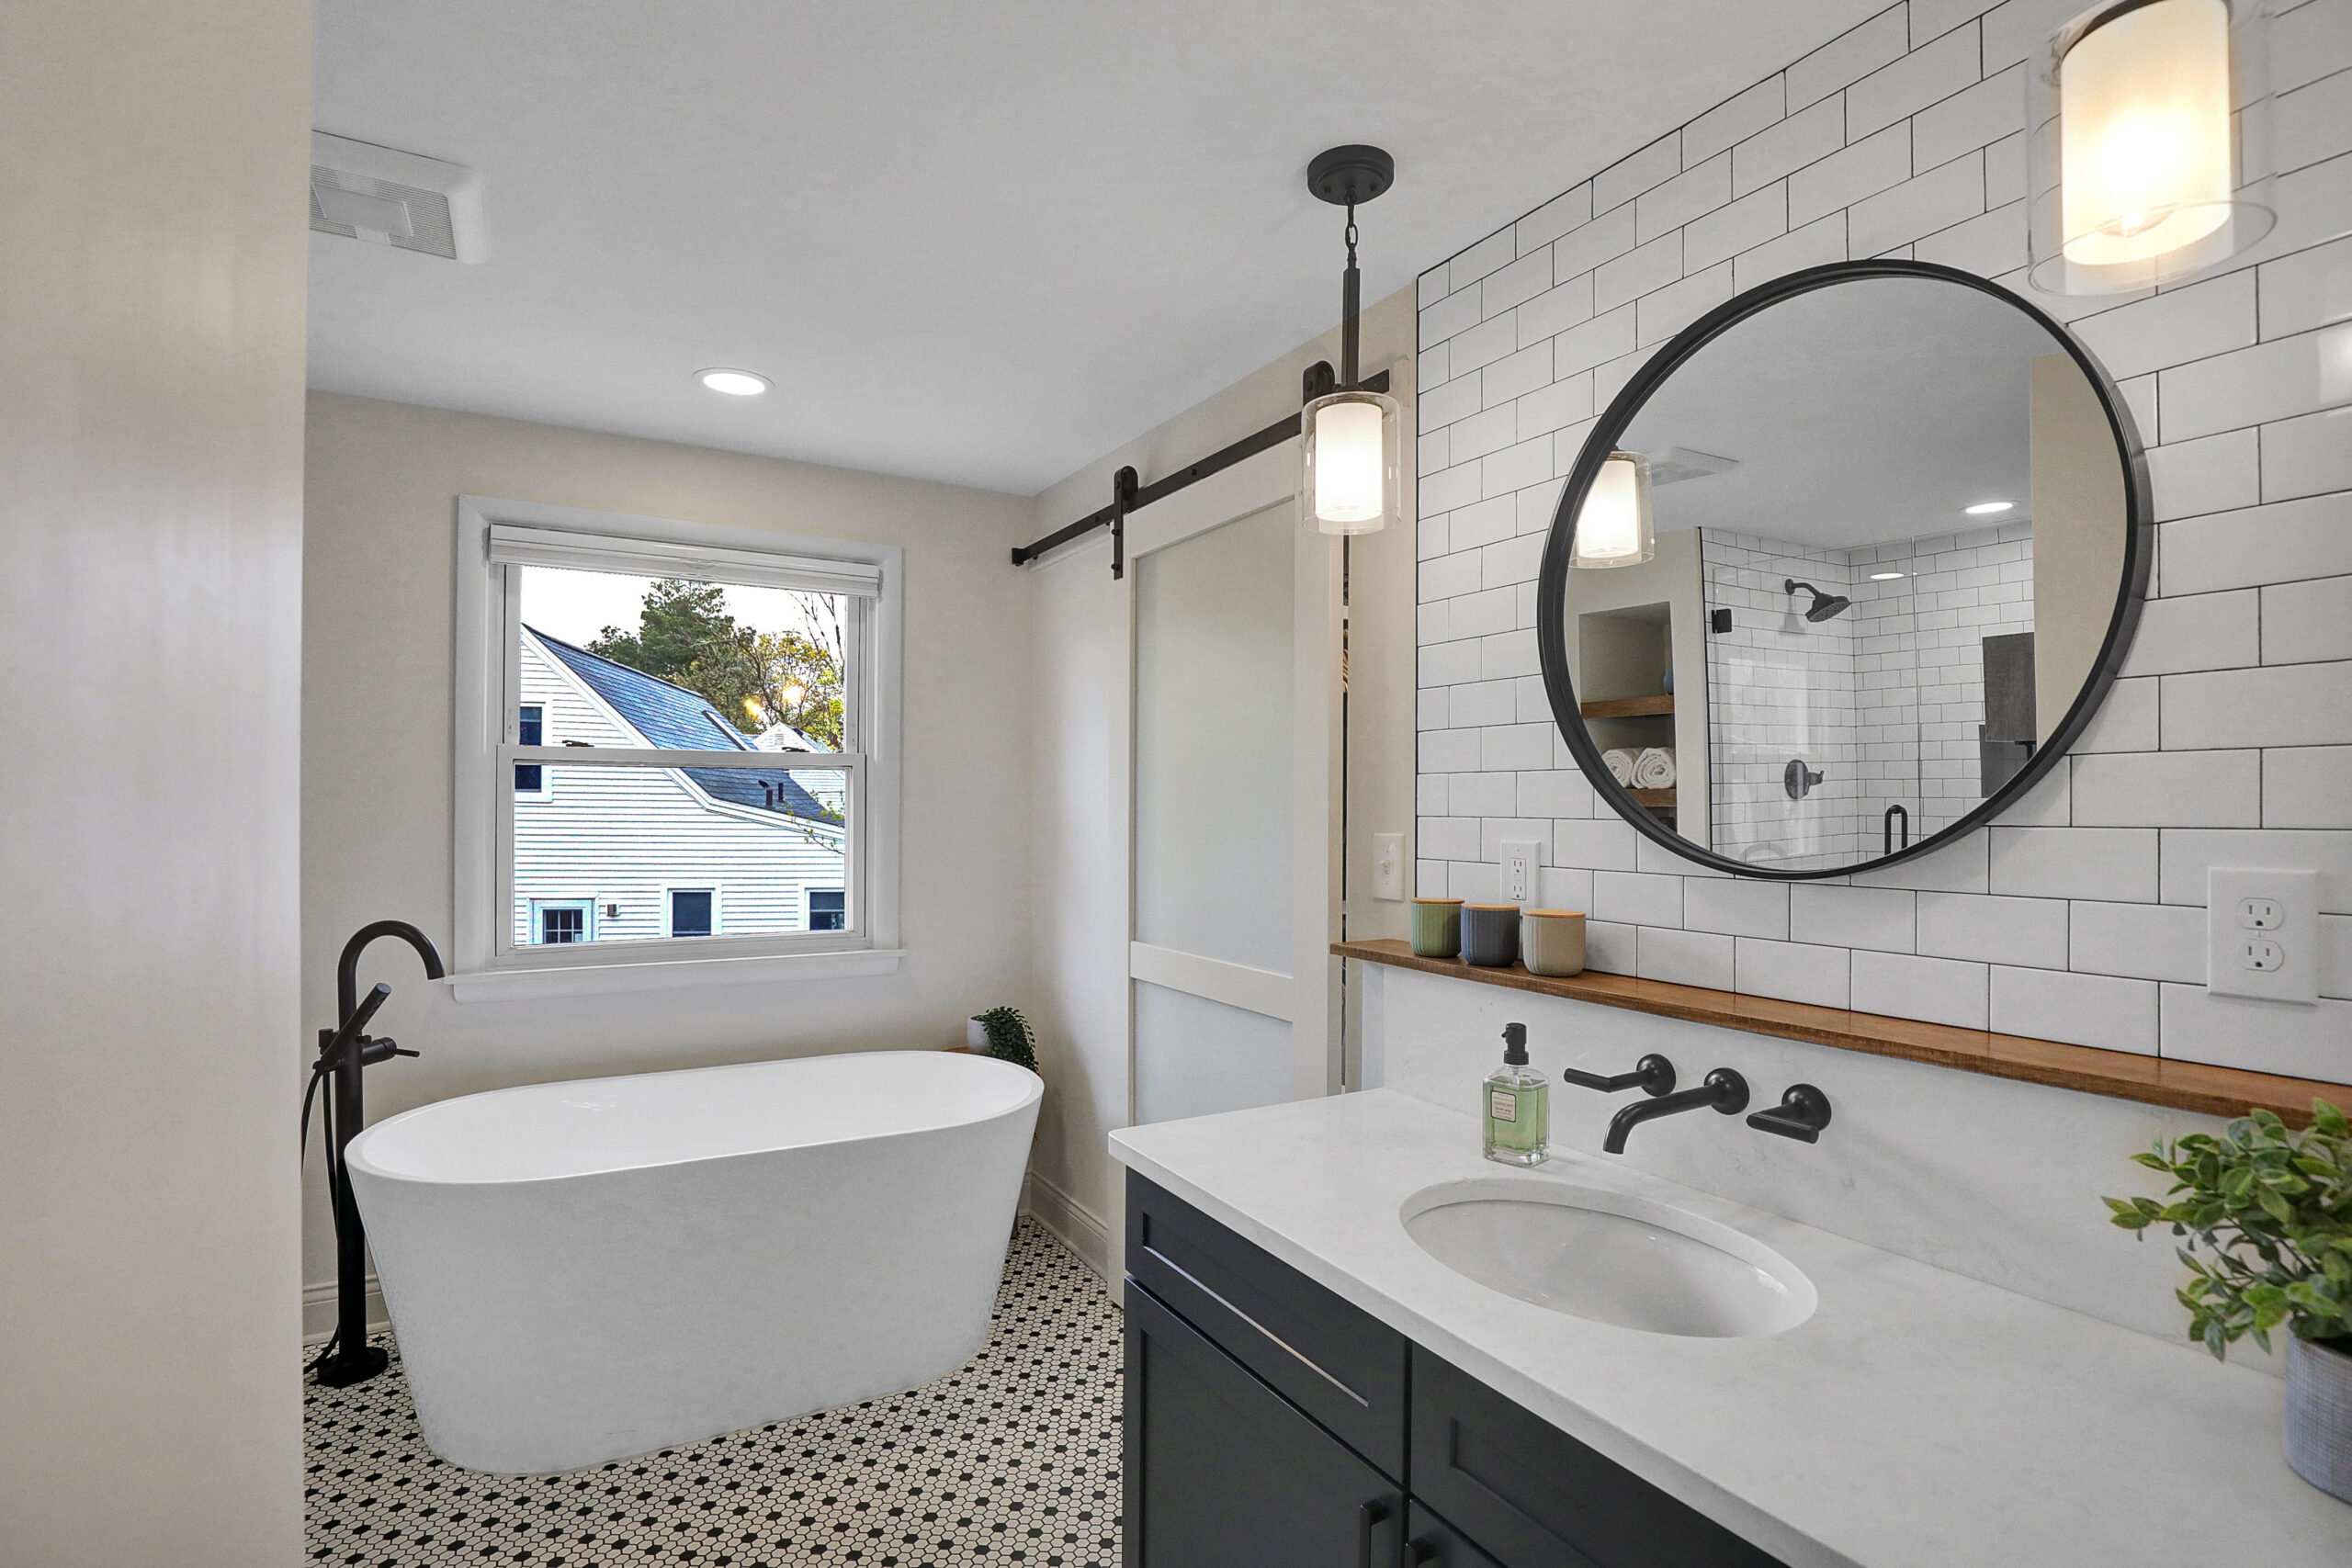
[1561,1053,1676,1097]
[356,1036,420,1067]
[1747,1084,1833,1143]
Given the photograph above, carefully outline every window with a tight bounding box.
[668,888,715,938]
[532,899,594,944]
[454,497,902,992]
[514,705,546,795]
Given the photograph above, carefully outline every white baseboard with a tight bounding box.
[302,1273,390,1346]
[1022,1170,1114,1290]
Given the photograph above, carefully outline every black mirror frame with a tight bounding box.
[1534,259,2153,882]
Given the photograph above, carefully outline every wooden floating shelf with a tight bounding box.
[1330,937,2344,1128]
[1579,694,1674,718]
[1628,787,1676,807]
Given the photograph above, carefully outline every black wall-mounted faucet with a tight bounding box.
[1602,1067,1748,1153]
[1748,1084,1834,1143]
[1561,1053,1676,1098]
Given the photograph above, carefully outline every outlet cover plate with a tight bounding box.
[1500,840,1540,908]
[2207,867,2318,1004]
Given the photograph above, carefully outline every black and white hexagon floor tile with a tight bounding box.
[304,1221,1123,1567]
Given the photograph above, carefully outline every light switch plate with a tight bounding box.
[1500,840,1540,907]
[1372,832,1405,901]
[2207,867,2319,1004]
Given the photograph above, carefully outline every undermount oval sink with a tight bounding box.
[1401,1179,1815,1338]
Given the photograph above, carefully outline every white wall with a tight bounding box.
[1413,0,2352,1079]
[300,393,1035,1315]
[0,2,311,1561]
[1022,288,1422,1277]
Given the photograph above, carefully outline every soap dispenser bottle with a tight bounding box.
[1483,1022,1549,1167]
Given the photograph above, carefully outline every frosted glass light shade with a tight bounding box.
[1300,389,1400,535]
[2030,0,2273,295]
[1567,452,1654,569]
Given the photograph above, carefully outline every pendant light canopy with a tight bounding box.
[2029,0,2274,295]
[1301,146,1403,536]
[1568,452,1656,570]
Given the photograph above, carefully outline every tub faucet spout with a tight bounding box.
[1602,1068,1749,1154]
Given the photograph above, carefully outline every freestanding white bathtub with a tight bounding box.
[345,1049,1042,1474]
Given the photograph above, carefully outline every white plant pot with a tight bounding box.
[2285,1335,2352,1506]
[967,1017,990,1051]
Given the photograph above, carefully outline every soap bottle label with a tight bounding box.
[1488,1089,1518,1123]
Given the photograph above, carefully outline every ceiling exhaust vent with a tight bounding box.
[1642,446,1738,487]
[310,132,487,262]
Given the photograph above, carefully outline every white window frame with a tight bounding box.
[452,496,903,1000]
[529,897,596,945]
[803,886,848,933]
[663,885,720,939]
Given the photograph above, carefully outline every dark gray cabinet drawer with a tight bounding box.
[1126,1174,1408,1480]
[1125,1280,1404,1568]
[1410,1348,1784,1568]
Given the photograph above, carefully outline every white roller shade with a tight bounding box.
[488,524,883,597]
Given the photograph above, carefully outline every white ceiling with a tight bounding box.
[1624,277,2079,550]
[308,1,1883,495]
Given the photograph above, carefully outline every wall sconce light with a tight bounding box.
[1568,451,1656,570]
[1300,146,1402,536]
[2029,0,2274,295]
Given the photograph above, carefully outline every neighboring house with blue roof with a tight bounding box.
[514,627,846,946]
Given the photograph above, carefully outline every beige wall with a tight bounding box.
[300,394,1038,1311]
[0,2,313,1561]
[2030,353,2130,745]
[1021,287,1419,1271]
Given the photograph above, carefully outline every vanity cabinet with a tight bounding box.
[1123,1174,1786,1568]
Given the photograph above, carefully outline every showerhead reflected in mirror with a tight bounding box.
[1537,263,2149,879]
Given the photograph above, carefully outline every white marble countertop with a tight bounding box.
[1109,1089,2352,1568]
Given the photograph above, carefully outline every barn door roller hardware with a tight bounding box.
[1012,144,1398,578]
[1008,361,1391,578]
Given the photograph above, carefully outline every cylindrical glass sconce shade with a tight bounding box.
[1300,389,1401,535]
[2029,0,2274,295]
[1567,451,1655,569]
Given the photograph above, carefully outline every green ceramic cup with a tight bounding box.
[1409,897,1464,959]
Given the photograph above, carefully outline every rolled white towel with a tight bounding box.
[1632,747,1677,790]
[1601,748,1635,785]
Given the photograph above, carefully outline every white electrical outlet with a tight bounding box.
[2207,868,2319,1004]
[1500,840,1540,908]
[1372,832,1405,901]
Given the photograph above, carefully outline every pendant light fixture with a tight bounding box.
[2029,0,2275,295]
[1300,146,1402,536]
[1567,451,1656,570]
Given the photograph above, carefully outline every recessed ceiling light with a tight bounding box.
[697,368,769,397]
[1870,570,1907,581]
[1963,500,2015,515]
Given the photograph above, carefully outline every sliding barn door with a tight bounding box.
[1123,445,1340,1124]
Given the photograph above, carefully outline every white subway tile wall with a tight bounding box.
[1413,0,2352,1073]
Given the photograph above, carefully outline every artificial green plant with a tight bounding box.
[2104,1100,2352,1359]
[971,1005,1040,1074]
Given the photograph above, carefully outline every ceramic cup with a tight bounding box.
[1409,897,1464,959]
[1521,908,1588,977]
[1461,904,1521,967]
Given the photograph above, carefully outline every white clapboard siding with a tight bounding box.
[513,636,847,946]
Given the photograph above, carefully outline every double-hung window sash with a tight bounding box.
[487,523,878,965]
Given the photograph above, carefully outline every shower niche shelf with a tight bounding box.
[1580,694,1675,719]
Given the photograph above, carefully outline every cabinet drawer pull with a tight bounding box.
[1357,1498,1390,1568]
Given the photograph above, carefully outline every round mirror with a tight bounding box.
[1537,261,2149,879]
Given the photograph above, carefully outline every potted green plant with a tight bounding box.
[2106,1101,2352,1503]
[967,1006,1039,1074]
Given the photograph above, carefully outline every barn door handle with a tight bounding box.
[1357,1498,1390,1568]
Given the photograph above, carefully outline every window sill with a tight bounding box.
[447,947,904,1003]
